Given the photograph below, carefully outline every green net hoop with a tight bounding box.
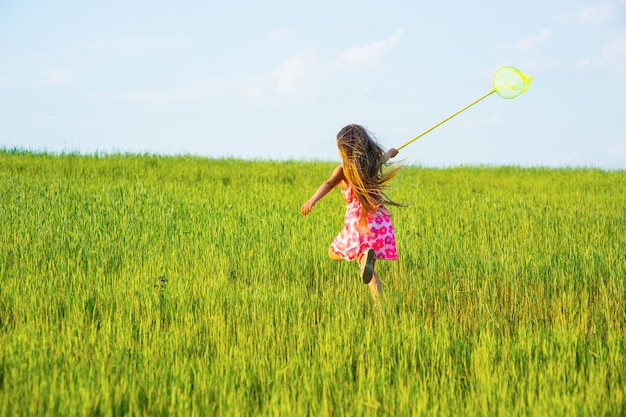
[493,66,532,99]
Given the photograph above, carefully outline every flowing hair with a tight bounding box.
[336,124,403,218]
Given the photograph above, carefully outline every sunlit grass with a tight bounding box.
[1,150,624,416]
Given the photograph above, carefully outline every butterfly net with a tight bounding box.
[493,66,532,99]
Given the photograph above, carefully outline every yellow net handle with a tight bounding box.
[396,66,532,151]
[397,90,496,151]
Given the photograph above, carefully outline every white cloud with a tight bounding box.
[335,28,404,68]
[32,68,75,85]
[270,51,316,94]
[557,1,625,29]
[517,29,551,54]
[517,59,559,74]
[580,2,620,26]
[602,34,626,72]
[578,33,626,73]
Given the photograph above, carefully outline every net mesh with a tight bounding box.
[493,66,532,99]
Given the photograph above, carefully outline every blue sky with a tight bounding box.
[1,0,625,169]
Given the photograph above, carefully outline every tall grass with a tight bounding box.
[1,150,624,416]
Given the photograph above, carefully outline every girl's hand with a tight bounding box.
[382,148,399,163]
[301,200,315,216]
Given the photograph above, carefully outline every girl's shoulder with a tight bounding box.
[330,164,345,180]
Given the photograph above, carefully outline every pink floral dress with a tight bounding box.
[329,181,398,261]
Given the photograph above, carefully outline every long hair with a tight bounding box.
[336,124,402,216]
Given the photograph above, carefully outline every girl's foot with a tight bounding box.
[361,249,375,284]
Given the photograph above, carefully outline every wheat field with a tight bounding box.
[1,150,624,416]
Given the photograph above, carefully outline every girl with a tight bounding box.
[300,124,402,298]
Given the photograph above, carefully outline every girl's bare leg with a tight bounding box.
[358,249,375,284]
[328,247,344,260]
[332,248,382,300]
[358,252,382,299]
[368,269,382,299]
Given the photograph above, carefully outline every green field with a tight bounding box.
[1,150,624,416]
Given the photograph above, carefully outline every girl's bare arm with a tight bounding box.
[300,165,344,216]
